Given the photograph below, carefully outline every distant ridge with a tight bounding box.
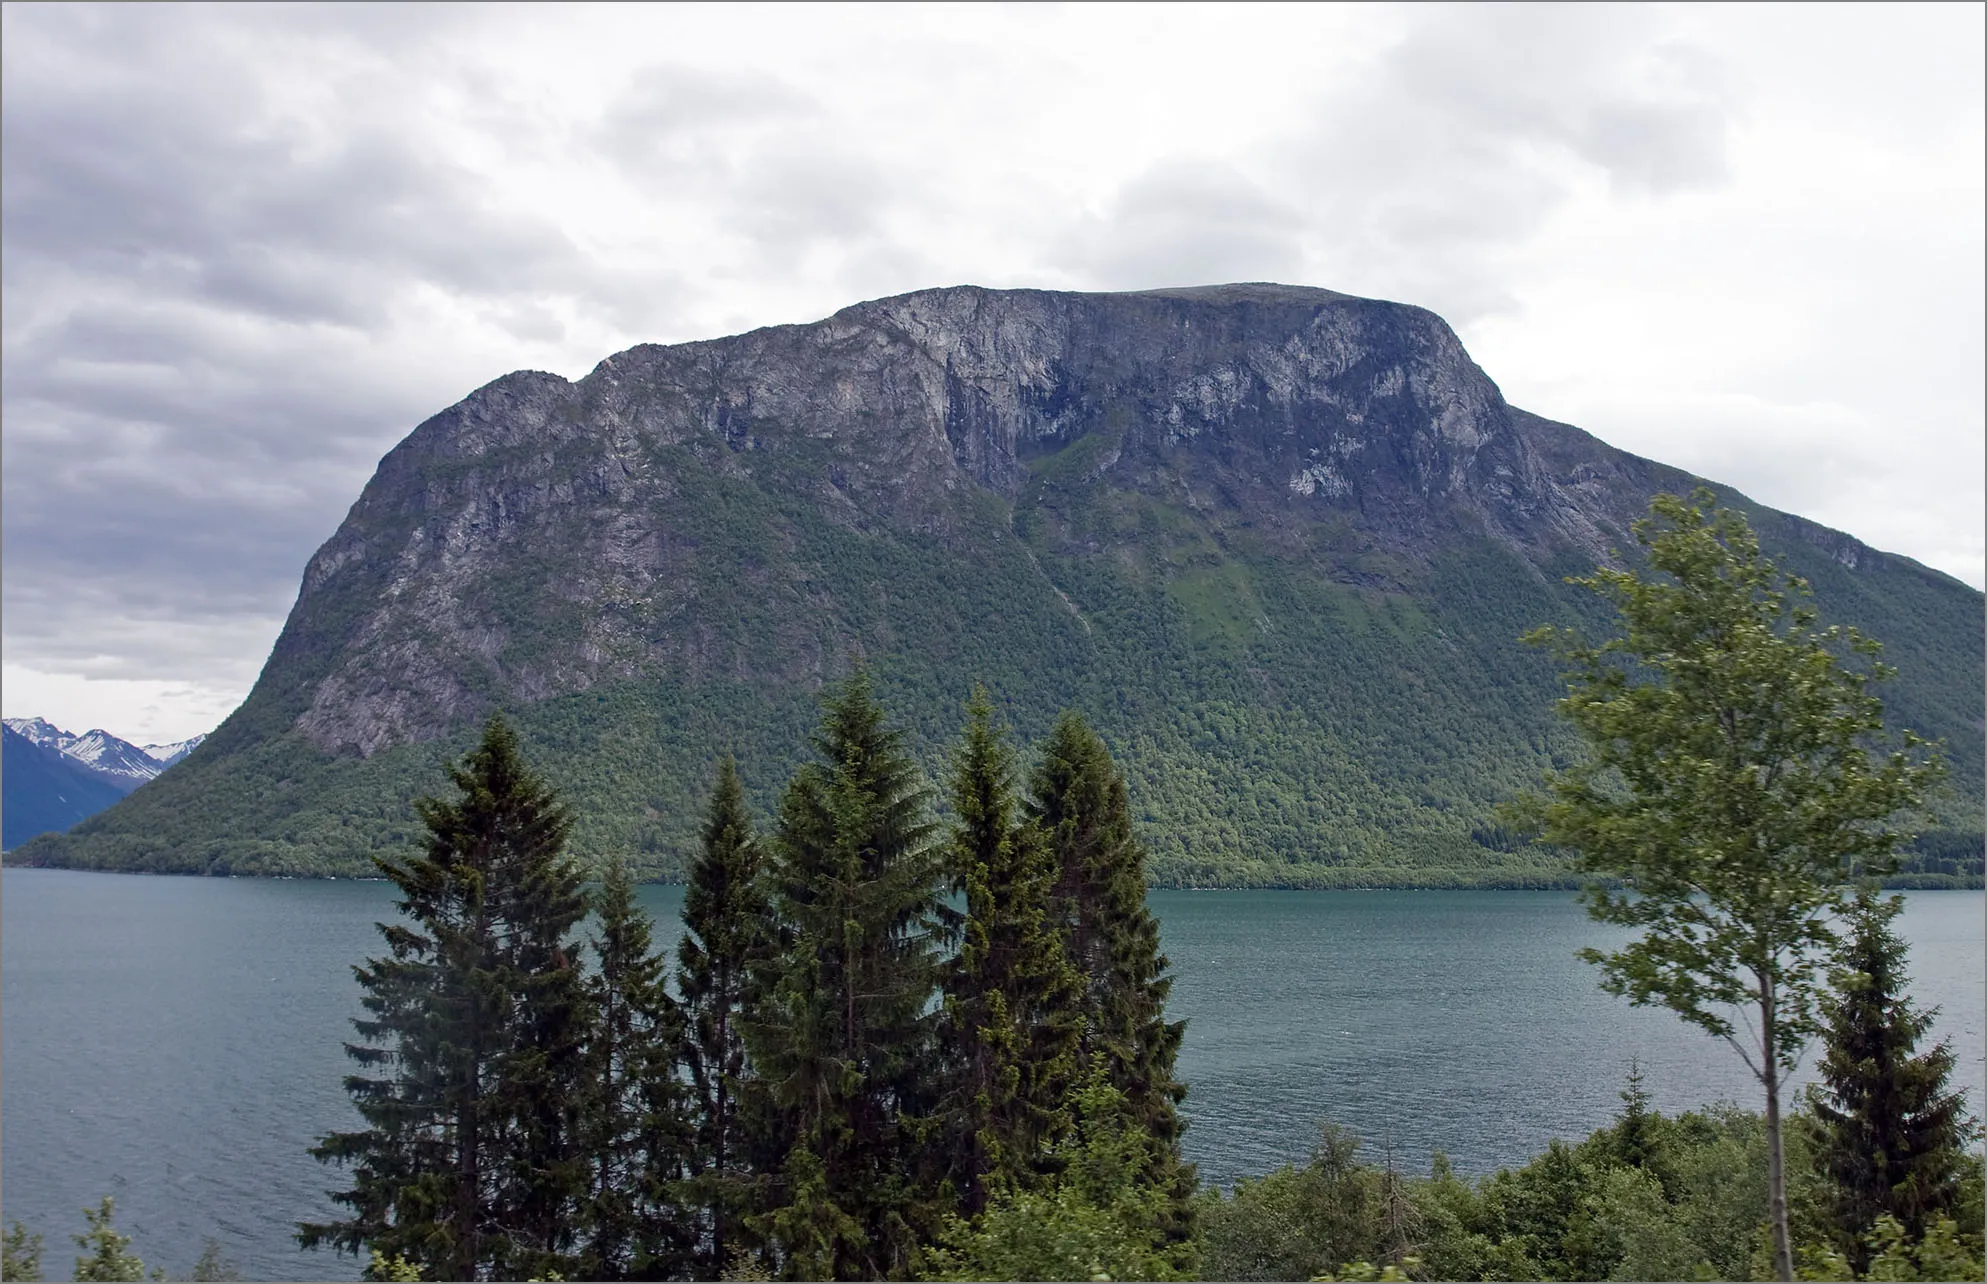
[1,719,210,849]
[2,725,129,850]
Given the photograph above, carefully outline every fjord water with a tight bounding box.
[2,871,1980,1281]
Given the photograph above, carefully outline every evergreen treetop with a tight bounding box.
[940,688,1083,1215]
[746,668,951,1279]
[300,714,590,1282]
[581,853,694,1280]
[1027,710,1196,1250]
[679,755,772,1275]
[1808,887,1981,1272]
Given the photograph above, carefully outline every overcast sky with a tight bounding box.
[4,2,1981,745]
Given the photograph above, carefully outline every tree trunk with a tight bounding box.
[458,1092,480,1283]
[1762,997,1794,1281]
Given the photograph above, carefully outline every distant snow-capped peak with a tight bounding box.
[3,716,77,753]
[61,729,166,781]
[2,718,210,779]
[141,734,207,767]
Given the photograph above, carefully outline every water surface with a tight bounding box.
[2,870,1979,1280]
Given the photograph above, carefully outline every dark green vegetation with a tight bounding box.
[10,648,1979,1282]
[1196,1072,1984,1283]
[12,286,1980,886]
[295,678,1195,1281]
[2,1197,242,1281]
[1806,891,1981,1275]
[1514,492,1952,1280]
[299,717,594,1281]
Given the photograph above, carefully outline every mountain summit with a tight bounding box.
[15,284,1981,883]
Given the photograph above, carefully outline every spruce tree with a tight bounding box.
[940,688,1083,1216]
[1027,711,1196,1249]
[1607,1060,1677,1200]
[1808,888,1981,1272]
[581,854,695,1280]
[679,756,771,1276]
[744,669,950,1280]
[300,715,590,1282]
[70,1198,144,1283]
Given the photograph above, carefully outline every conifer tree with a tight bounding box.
[940,689,1083,1216]
[300,715,590,1282]
[1027,711,1196,1249]
[744,669,951,1280]
[1606,1060,1678,1200]
[679,756,771,1276]
[1808,888,1981,1272]
[70,1198,144,1283]
[581,854,695,1280]
[3,1218,44,1283]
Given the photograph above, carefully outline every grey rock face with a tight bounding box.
[275,283,1891,758]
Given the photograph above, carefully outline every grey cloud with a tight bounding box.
[728,146,897,263]
[1376,7,1737,196]
[1578,100,1729,195]
[590,64,933,286]
[1044,8,1740,323]
[2,4,649,336]
[3,89,601,330]
[596,63,815,174]
[1198,5,1742,321]
[0,6,681,701]
[1056,159,1310,291]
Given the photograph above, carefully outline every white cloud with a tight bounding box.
[2,1,1980,742]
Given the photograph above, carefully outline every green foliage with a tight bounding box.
[939,688,1084,1215]
[1858,1214,1986,1281]
[187,1239,242,1282]
[366,1252,425,1282]
[1198,1124,1402,1281]
[745,669,952,1280]
[4,1217,249,1284]
[1521,491,1944,1062]
[921,1068,1198,1282]
[1311,1259,1420,1282]
[1806,889,1982,1272]
[679,756,773,1275]
[1194,1061,1982,1284]
[1516,490,1946,1280]
[1029,712,1196,1247]
[580,855,695,1279]
[3,1220,42,1282]
[299,715,592,1281]
[71,1198,147,1283]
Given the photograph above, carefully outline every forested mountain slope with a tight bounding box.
[14,284,1980,885]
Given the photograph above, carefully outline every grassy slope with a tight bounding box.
[13,447,1981,886]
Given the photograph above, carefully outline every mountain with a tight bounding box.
[0,717,198,786]
[2,725,131,851]
[60,728,172,786]
[140,735,207,769]
[5,716,79,755]
[11,284,1981,885]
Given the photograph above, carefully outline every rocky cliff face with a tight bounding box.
[280,283,1902,759]
[25,283,1974,885]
